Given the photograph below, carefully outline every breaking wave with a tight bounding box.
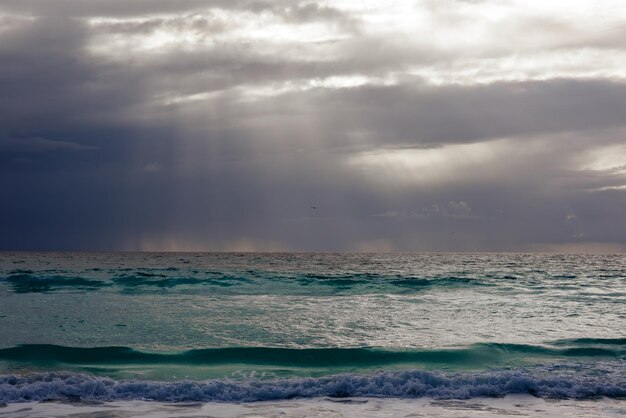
[1,362,625,403]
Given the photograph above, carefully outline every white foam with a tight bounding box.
[1,396,625,418]
[1,364,625,403]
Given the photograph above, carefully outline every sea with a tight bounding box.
[0,252,624,417]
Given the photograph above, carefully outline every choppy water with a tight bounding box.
[0,252,624,403]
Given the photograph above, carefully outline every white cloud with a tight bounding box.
[581,144,626,174]
[346,141,500,186]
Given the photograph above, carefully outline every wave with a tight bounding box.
[0,341,623,368]
[1,362,625,403]
[0,271,485,294]
[3,273,110,293]
[110,275,245,288]
[552,337,626,346]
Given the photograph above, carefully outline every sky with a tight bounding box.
[1,0,626,252]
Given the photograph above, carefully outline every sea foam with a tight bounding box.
[1,363,625,403]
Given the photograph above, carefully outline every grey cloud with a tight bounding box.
[0,0,354,25]
[88,14,230,36]
[0,1,251,18]
[3,14,625,153]
[279,2,359,30]
[0,16,144,137]
[324,79,626,147]
[1,0,625,251]
[376,201,477,219]
[141,162,162,173]
[0,137,98,153]
[174,79,626,153]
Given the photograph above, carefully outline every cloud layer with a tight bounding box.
[1,0,625,251]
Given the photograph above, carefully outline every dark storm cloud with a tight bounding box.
[1,0,625,251]
[0,16,145,139]
[0,137,98,153]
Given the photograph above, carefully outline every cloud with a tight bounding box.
[1,0,626,251]
[135,236,287,252]
[141,163,162,173]
[352,239,396,253]
[0,137,98,153]
[376,201,477,219]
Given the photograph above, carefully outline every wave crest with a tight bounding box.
[1,271,484,294]
[1,364,625,403]
[1,342,623,368]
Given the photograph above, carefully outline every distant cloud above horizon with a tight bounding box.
[1,0,625,252]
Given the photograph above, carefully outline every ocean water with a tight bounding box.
[0,252,625,416]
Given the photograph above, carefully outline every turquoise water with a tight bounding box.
[0,252,624,401]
